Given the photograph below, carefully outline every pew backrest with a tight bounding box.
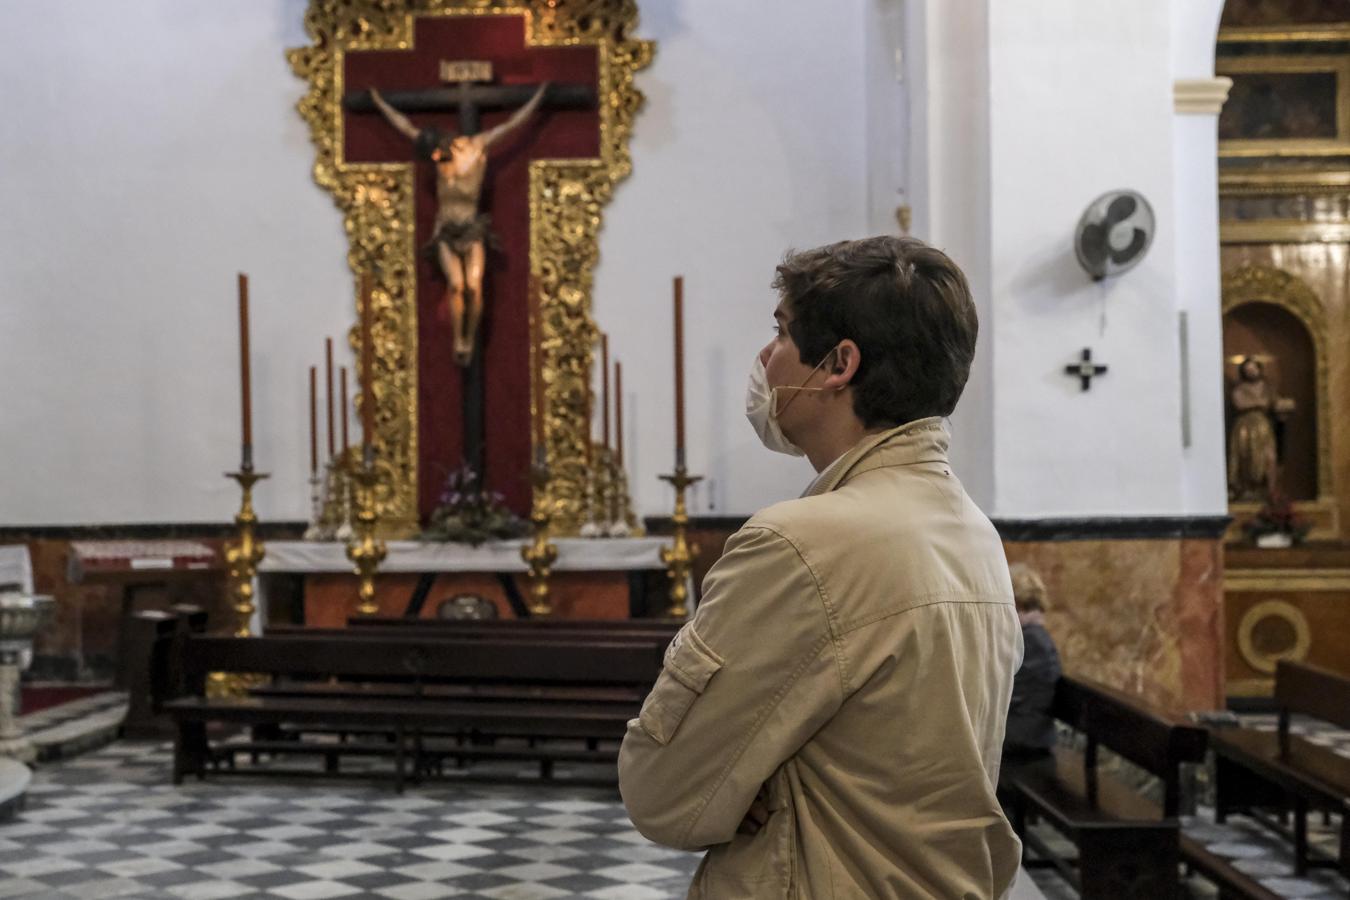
[1275,660,1350,733]
[180,634,665,692]
[349,616,680,634]
[1051,674,1208,815]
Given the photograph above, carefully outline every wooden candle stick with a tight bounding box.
[615,360,624,469]
[340,367,350,455]
[308,366,318,475]
[324,337,335,460]
[601,333,611,451]
[237,273,252,469]
[531,276,545,459]
[361,274,375,449]
[673,276,686,468]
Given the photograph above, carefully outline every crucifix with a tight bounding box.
[1064,347,1108,392]
[345,65,593,478]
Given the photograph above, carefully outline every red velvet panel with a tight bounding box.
[344,15,600,521]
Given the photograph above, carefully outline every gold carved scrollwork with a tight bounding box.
[1221,264,1334,507]
[288,1,652,536]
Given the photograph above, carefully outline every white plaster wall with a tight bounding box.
[593,0,870,517]
[905,0,996,509]
[0,0,351,525]
[0,0,874,525]
[0,0,1229,525]
[1171,0,1231,516]
[986,1,1187,517]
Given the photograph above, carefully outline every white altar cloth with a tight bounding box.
[260,537,670,575]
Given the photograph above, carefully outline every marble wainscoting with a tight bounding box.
[0,523,305,681]
[1001,519,1229,713]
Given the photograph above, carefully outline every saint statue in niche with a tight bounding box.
[370,85,547,368]
[1227,356,1297,502]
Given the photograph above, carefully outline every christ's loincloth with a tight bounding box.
[424,214,499,258]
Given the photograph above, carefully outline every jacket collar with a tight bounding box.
[803,417,950,498]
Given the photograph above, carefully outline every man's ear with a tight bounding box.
[823,340,861,390]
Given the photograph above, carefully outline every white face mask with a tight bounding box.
[744,347,839,457]
[745,356,805,456]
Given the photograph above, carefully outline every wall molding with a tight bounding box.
[5,515,1234,545]
[643,515,1233,542]
[993,516,1231,542]
[0,522,309,542]
[1174,76,1233,115]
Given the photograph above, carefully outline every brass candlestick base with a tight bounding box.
[223,469,269,636]
[210,467,269,699]
[334,452,355,542]
[302,472,325,541]
[659,466,702,619]
[521,460,558,616]
[345,453,387,617]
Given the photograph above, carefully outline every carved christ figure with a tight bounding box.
[1227,356,1296,502]
[370,84,548,368]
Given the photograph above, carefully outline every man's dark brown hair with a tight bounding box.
[772,236,978,428]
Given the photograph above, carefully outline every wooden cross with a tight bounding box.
[1064,347,1108,392]
[343,68,594,480]
[343,70,593,139]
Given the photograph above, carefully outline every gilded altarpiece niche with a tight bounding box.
[288,1,651,537]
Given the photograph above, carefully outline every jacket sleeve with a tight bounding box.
[618,524,844,850]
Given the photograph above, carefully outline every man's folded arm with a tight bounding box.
[618,524,844,849]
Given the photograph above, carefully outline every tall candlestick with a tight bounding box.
[615,361,624,469]
[238,273,252,468]
[308,366,318,474]
[673,276,686,467]
[340,367,350,453]
[324,337,335,459]
[601,333,611,451]
[531,276,545,456]
[361,274,374,447]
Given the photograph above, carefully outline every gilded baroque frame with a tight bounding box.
[287,1,652,536]
[1216,55,1350,158]
[1221,265,1336,533]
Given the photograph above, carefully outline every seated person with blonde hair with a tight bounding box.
[1003,563,1062,760]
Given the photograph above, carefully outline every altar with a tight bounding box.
[259,537,678,627]
[209,4,701,641]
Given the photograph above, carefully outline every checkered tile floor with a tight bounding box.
[0,740,702,899]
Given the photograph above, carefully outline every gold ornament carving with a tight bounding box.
[1236,599,1311,675]
[288,1,653,536]
[1221,265,1333,507]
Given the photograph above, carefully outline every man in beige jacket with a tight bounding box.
[619,236,1024,898]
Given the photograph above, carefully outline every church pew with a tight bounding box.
[346,615,681,634]
[1210,659,1350,879]
[253,623,673,761]
[163,632,664,789]
[267,619,679,643]
[998,675,1208,900]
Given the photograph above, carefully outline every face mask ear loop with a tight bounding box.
[775,345,842,417]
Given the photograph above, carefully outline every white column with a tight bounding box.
[905,0,996,508]
[1171,0,1232,516]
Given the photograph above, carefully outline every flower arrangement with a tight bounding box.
[1243,490,1311,546]
[421,465,527,545]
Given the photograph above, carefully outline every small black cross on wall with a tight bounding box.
[1064,347,1108,391]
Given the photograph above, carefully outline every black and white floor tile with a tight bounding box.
[0,740,703,899]
[2,706,1343,898]
[0,738,1052,899]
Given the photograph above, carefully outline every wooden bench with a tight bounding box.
[1210,659,1350,879]
[999,675,1208,900]
[163,632,665,790]
[345,616,682,636]
[268,619,680,644]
